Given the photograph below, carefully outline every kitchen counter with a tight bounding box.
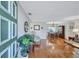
[65,40,79,48]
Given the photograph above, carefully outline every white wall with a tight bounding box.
[30,21,48,39]
[64,20,79,39]
[65,22,74,39]
[18,2,29,38]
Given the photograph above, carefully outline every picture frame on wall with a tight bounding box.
[34,25,40,30]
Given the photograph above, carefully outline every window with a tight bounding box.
[13,23,17,38]
[13,3,15,17]
[1,1,8,10]
[1,16,9,45]
[1,19,8,42]
[48,27,56,33]
[11,41,16,57]
[13,43,15,56]
[13,23,15,36]
[0,46,10,58]
[0,1,10,13]
[1,17,8,42]
[0,16,1,45]
[10,43,13,57]
[10,21,13,39]
[12,2,17,19]
[9,22,16,39]
[1,50,8,58]
[0,1,17,58]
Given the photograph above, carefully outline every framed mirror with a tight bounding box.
[24,21,29,32]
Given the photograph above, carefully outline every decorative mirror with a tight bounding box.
[24,21,29,32]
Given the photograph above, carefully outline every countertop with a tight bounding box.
[65,40,79,48]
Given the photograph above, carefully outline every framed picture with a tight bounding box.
[34,25,40,30]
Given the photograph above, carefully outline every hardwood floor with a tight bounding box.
[28,38,74,58]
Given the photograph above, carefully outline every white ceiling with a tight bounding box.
[19,1,79,22]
